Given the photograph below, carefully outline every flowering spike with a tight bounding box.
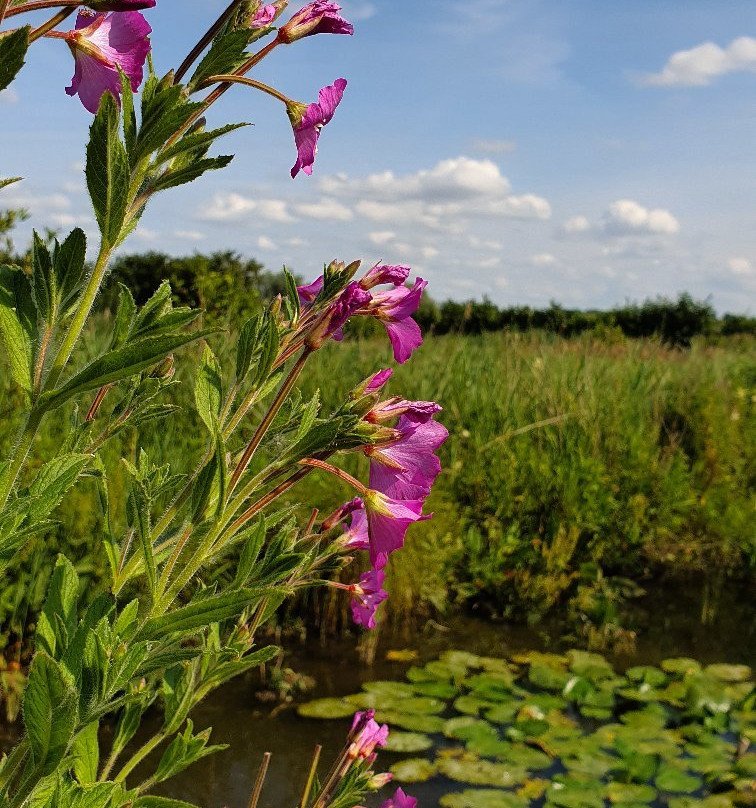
[277,1,353,44]
[65,10,152,113]
[288,78,347,177]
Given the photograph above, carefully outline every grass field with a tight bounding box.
[1,325,754,650]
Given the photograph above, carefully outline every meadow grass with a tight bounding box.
[0,326,753,647]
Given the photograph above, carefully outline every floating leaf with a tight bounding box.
[383,732,434,754]
[437,756,529,787]
[373,711,445,733]
[440,789,528,808]
[655,765,703,794]
[661,658,702,677]
[296,698,355,719]
[605,782,657,803]
[389,757,438,783]
[704,664,752,684]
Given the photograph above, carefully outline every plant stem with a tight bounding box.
[226,467,311,536]
[29,5,73,41]
[0,407,44,509]
[114,732,166,783]
[298,457,368,494]
[4,0,79,18]
[247,752,271,808]
[228,348,311,494]
[203,73,293,106]
[46,242,113,389]
[174,0,245,83]
[299,745,322,808]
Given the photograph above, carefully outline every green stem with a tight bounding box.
[0,407,44,509]
[228,348,311,494]
[4,0,79,19]
[114,732,166,784]
[202,73,293,106]
[46,242,113,389]
[29,6,73,41]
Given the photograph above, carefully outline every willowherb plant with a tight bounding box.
[0,2,444,806]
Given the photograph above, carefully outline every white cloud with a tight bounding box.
[368,231,396,245]
[133,227,158,242]
[603,200,680,236]
[561,215,591,235]
[319,157,550,226]
[728,257,753,275]
[257,236,277,250]
[174,229,205,242]
[641,36,756,87]
[338,1,376,21]
[200,193,293,222]
[472,138,517,154]
[293,197,353,221]
[530,252,557,267]
[0,89,18,105]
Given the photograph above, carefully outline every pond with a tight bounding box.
[146,577,755,808]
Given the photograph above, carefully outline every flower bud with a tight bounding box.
[277,1,353,44]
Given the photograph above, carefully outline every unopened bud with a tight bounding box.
[150,354,175,380]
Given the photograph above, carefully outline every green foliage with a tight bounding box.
[0,27,29,92]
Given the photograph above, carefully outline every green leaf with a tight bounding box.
[135,81,203,163]
[43,329,216,409]
[118,67,136,157]
[152,720,226,784]
[109,284,136,350]
[0,263,36,392]
[23,651,77,776]
[28,454,91,522]
[86,92,130,245]
[71,722,100,785]
[35,555,80,659]
[0,27,30,92]
[54,228,87,311]
[129,479,155,595]
[0,177,23,190]
[156,123,248,165]
[151,155,233,192]
[133,798,203,808]
[31,231,54,324]
[194,344,223,433]
[187,29,252,92]
[137,587,275,640]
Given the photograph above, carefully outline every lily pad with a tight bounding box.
[409,680,459,699]
[437,756,529,787]
[441,650,484,669]
[444,716,499,742]
[625,666,667,687]
[439,789,528,808]
[485,703,521,724]
[373,711,446,733]
[383,731,434,754]
[605,782,657,803]
[529,663,571,692]
[455,695,500,716]
[296,698,356,719]
[466,736,513,759]
[704,664,752,683]
[362,680,418,698]
[545,781,605,808]
[655,765,703,794]
[566,650,615,681]
[661,658,702,677]
[389,757,438,783]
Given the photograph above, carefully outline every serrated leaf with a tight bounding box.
[118,67,136,157]
[54,228,87,310]
[23,651,77,776]
[0,177,23,190]
[35,555,79,659]
[28,454,91,521]
[156,123,248,165]
[31,231,54,324]
[86,93,130,245]
[134,83,204,163]
[187,29,252,92]
[42,329,216,409]
[151,155,233,192]
[195,344,222,433]
[109,283,136,350]
[71,722,99,785]
[0,263,36,392]
[0,27,30,92]
[137,587,276,640]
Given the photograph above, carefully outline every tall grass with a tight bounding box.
[0,326,753,650]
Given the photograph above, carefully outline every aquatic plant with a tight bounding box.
[0,2,434,806]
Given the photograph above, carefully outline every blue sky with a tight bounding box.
[2,0,755,312]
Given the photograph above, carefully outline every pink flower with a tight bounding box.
[343,505,369,551]
[363,490,428,570]
[364,368,393,394]
[288,78,347,177]
[305,281,370,348]
[380,788,418,808]
[297,275,324,307]
[367,415,448,501]
[359,263,411,290]
[84,0,155,9]
[278,1,353,44]
[65,10,151,113]
[350,569,388,629]
[349,710,389,758]
[367,396,441,424]
[367,278,427,364]
[251,4,278,26]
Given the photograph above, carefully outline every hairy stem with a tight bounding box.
[203,73,293,106]
[114,732,166,784]
[0,407,44,509]
[4,0,79,18]
[29,5,73,41]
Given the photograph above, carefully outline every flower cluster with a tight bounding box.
[56,1,353,178]
[308,264,446,630]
